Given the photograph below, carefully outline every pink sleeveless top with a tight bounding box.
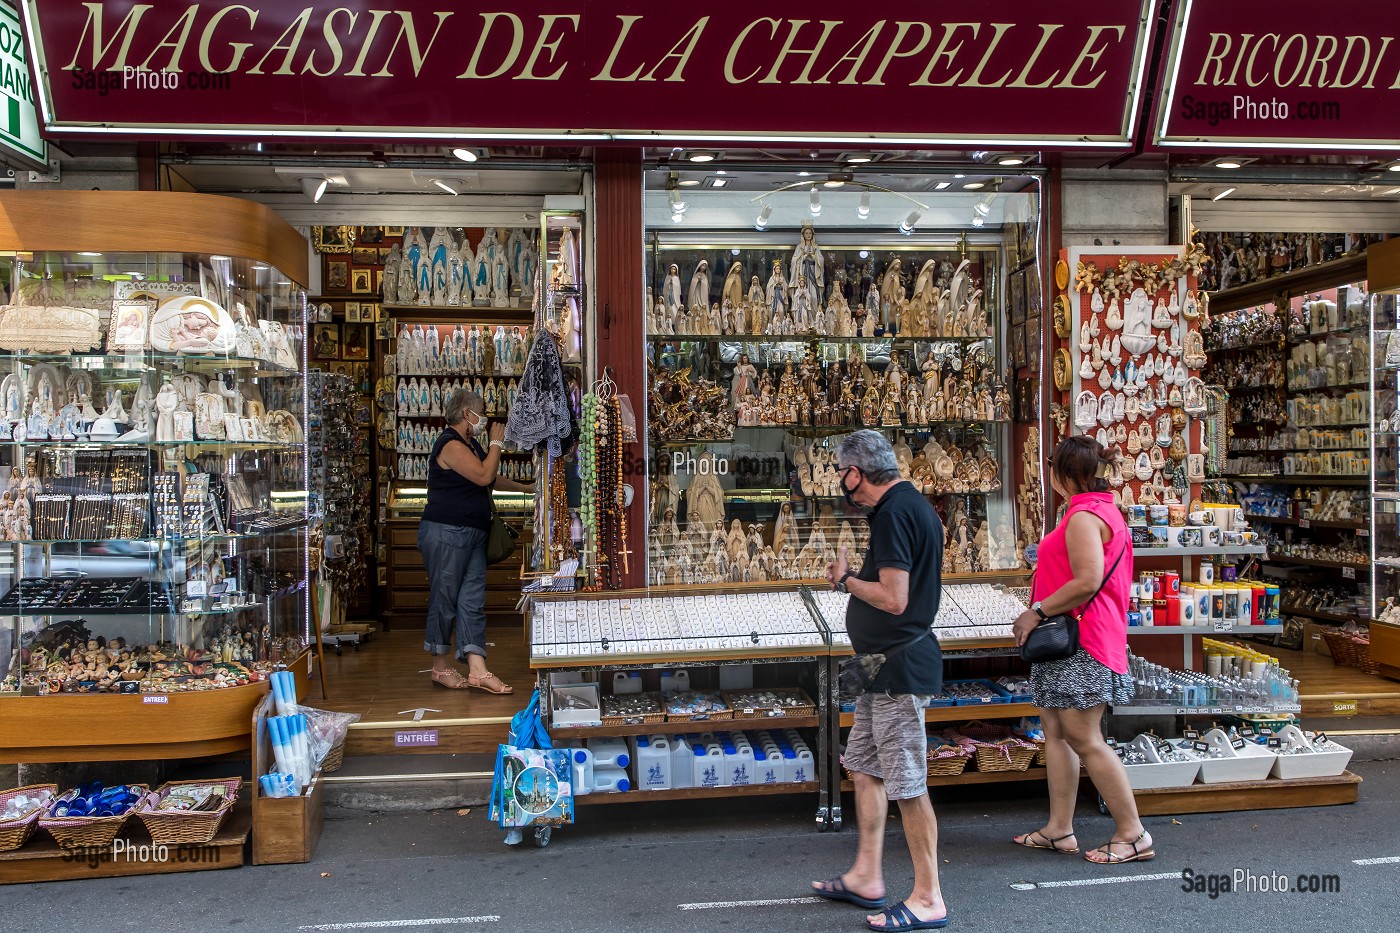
[1030,491,1133,674]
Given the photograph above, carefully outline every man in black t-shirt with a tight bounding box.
[811,430,948,931]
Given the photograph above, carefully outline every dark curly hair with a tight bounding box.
[1050,434,1113,494]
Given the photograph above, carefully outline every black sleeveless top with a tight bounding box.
[422,427,493,531]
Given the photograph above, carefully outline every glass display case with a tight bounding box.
[1370,288,1400,619]
[642,175,1038,586]
[0,247,310,698]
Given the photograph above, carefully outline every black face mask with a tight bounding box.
[840,468,862,507]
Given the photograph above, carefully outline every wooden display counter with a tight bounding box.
[0,651,310,765]
[382,517,532,626]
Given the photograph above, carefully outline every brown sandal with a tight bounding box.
[466,671,514,695]
[1085,831,1155,864]
[430,668,470,690]
[1014,830,1080,854]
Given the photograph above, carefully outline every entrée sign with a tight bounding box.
[22,0,1153,145]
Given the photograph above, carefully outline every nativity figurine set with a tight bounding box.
[0,614,302,695]
[383,226,537,309]
[647,223,992,341]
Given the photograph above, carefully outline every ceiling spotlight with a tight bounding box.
[858,250,870,259]
[678,178,701,187]
[432,178,464,195]
[300,176,329,203]
[687,150,717,163]
[668,189,687,213]
[731,248,741,256]
[970,150,989,162]
[971,213,986,227]
[755,203,773,231]
[974,195,994,217]
[858,191,871,218]
[671,211,685,223]
[963,181,985,190]
[997,155,1028,166]
[451,147,478,163]
[1212,187,1237,201]
[899,210,921,236]
[809,187,822,216]
[934,181,952,191]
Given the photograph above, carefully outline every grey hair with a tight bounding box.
[445,389,484,426]
[836,429,900,484]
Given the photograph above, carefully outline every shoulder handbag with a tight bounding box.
[839,630,931,697]
[486,503,519,566]
[1020,545,1126,664]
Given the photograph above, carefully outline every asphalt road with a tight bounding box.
[8,761,1399,933]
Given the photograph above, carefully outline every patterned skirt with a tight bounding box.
[1030,648,1134,710]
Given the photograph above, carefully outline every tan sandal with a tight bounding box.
[1085,831,1155,864]
[466,671,514,695]
[1013,830,1080,854]
[430,668,470,690]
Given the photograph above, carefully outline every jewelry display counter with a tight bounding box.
[0,191,313,764]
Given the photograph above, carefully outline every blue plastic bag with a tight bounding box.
[508,689,552,750]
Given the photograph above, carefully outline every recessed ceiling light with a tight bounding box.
[678,178,701,187]
[858,250,869,259]
[954,174,966,179]
[845,153,874,164]
[824,172,852,188]
[709,178,729,188]
[797,171,811,177]
[934,182,952,191]
[997,155,1027,166]
[1212,187,1237,201]
[963,182,985,190]
[1216,160,1242,169]
[1387,162,1400,172]
[451,147,478,162]
[1209,157,1256,170]
[432,178,463,195]
[77,251,102,257]
[715,170,727,175]
[687,150,717,163]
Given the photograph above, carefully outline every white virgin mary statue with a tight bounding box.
[790,222,824,312]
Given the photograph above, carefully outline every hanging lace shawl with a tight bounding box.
[506,331,573,455]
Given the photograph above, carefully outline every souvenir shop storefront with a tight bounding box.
[2,0,1400,876]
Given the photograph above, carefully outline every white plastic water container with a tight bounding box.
[592,766,631,793]
[756,743,785,784]
[660,670,691,694]
[787,745,814,783]
[693,741,726,788]
[588,737,631,770]
[567,747,594,796]
[724,734,756,786]
[612,671,643,694]
[634,734,673,791]
[669,735,694,788]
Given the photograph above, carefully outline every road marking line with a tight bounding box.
[678,897,824,911]
[298,918,500,930]
[1353,856,1400,865]
[1011,871,1181,891]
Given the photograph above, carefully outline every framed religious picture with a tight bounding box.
[1008,273,1026,325]
[358,226,385,244]
[1010,323,1027,369]
[1024,264,1043,318]
[364,303,381,322]
[351,269,373,294]
[373,270,384,295]
[378,247,393,263]
[331,362,352,379]
[354,401,372,425]
[311,323,340,361]
[344,301,361,322]
[325,260,349,292]
[1024,316,1041,370]
[385,226,405,238]
[352,247,379,265]
[342,323,371,360]
[353,362,372,393]
[1015,379,1039,423]
[376,319,392,340]
[107,298,154,351]
[312,225,355,254]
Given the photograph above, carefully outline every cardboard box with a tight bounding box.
[549,683,601,727]
[1303,621,1334,658]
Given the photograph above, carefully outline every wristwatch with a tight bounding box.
[1032,601,1047,620]
[836,571,856,593]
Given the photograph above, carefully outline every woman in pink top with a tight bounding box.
[1011,436,1155,865]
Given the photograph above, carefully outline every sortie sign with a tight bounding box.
[1156,0,1400,149]
[20,0,1154,146]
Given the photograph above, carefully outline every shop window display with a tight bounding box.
[642,177,1038,584]
[0,247,310,697]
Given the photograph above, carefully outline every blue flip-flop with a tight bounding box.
[813,876,887,910]
[866,901,949,931]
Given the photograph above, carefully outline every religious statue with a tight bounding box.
[688,259,711,312]
[428,227,450,306]
[766,260,790,322]
[731,353,758,404]
[662,263,683,315]
[789,221,824,313]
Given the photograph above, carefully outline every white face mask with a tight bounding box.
[467,413,488,437]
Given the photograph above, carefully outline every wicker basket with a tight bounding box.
[40,785,148,849]
[1034,743,1048,767]
[721,688,816,719]
[664,692,733,722]
[927,754,972,778]
[136,778,240,846]
[603,692,667,726]
[0,784,57,852]
[321,740,346,774]
[1323,629,1381,675]
[973,739,1039,772]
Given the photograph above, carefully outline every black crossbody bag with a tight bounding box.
[1020,546,1125,664]
[839,630,932,697]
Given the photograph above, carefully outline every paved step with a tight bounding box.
[322,753,496,811]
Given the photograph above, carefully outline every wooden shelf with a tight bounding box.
[838,701,1038,728]
[1281,606,1370,625]
[576,781,819,805]
[1264,555,1369,572]
[841,767,1049,792]
[1132,771,1361,816]
[1220,475,1370,487]
[1208,252,1368,314]
[0,795,250,884]
[551,714,820,740]
[1245,514,1367,531]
